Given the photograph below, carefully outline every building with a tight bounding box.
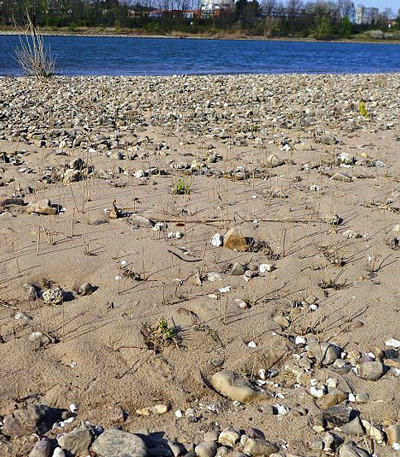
[200,0,235,17]
[355,6,379,25]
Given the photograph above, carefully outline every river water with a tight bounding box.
[0,35,399,76]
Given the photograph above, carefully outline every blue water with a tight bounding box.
[0,35,399,76]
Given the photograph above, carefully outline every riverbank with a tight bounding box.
[0,73,400,456]
[1,26,400,44]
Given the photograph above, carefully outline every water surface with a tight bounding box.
[0,35,399,76]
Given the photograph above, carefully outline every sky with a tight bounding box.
[358,1,399,12]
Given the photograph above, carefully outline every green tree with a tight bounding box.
[313,14,334,40]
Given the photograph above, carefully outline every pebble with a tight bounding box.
[52,448,66,457]
[57,426,93,455]
[90,429,147,457]
[210,370,265,402]
[223,228,248,252]
[387,424,400,446]
[242,438,279,456]
[29,332,50,345]
[341,416,365,436]
[29,438,53,457]
[42,287,65,305]
[338,441,370,457]
[77,283,97,296]
[230,262,245,276]
[195,441,217,457]
[218,427,240,447]
[359,361,385,380]
[26,198,58,215]
[266,154,284,168]
[136,404,170,416]
[308,341,342,365]
[211,233,223,247]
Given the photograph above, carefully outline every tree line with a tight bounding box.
[0,0,399,39]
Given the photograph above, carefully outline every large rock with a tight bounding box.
[29,438,53,457]
[338,441,370,457]
[210,370,264,403]
[57,426,93,455]
[223,228,248,252]
[3,404,63,437]
[308,341,341,365]
[359,361,385,381]
[387,424,400,446]
[26,199,58,215]
[242,438,279,456]
[195,442,217,457]
[90,429,147,457]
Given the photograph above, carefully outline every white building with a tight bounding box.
[200,0,235,17]
[355,6,379,25]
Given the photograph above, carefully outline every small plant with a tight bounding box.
[15,14,56,78]
[172,178,192,195]
[154,319,176,341]
[359,100,369,118]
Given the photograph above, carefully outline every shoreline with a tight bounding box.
[1,28,400,45]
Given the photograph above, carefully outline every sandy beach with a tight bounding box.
[1,73,400,456]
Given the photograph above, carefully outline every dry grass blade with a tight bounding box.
[15,14,55,78]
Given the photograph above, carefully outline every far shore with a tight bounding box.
[1,27,399,45]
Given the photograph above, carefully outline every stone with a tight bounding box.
[29,331,50,345]
[136,404,170,416]
[308,341,341,365]
[26,199,58,215]
[210,370,265,403]
[266,154,284,168]
[338,153,355,165]
[359,361,385,380]
[211,233,223,247]
[242,438,279,456]
[343,230,362,239]
[204,430,219,442]
[355,392,369,403]
[338,441,370,457]
[331,359,352,374]
[57,426,93,455]
[387,424,400,446]
[195,442,217,457]
[230,262,245,276]
[331,172,352,182]
[77,283,97,296]
[3,404,62,437]
[215,447,228,456]
[130,215,155,229]
[42,287,65,305]
[223,228,248,252]
[322,406,357,426]
[218,427,240,447]
[361,420,385,442]
[318,389,347,409]
[29,438,53,457]
[341,417,365,436]
[259,263,275,273]
[323,214,342,225]
[90,429,147,457]
[52,448,66,457]
[322,135,336,145]
[246,428,265,440]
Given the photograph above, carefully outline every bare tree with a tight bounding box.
[287,0,303,18]
[336,0,353,18]
[262,0,276,15]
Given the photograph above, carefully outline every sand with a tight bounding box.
[0,73,400,456]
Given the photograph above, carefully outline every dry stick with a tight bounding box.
[148,217,321,224]
[36,226,41,256]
